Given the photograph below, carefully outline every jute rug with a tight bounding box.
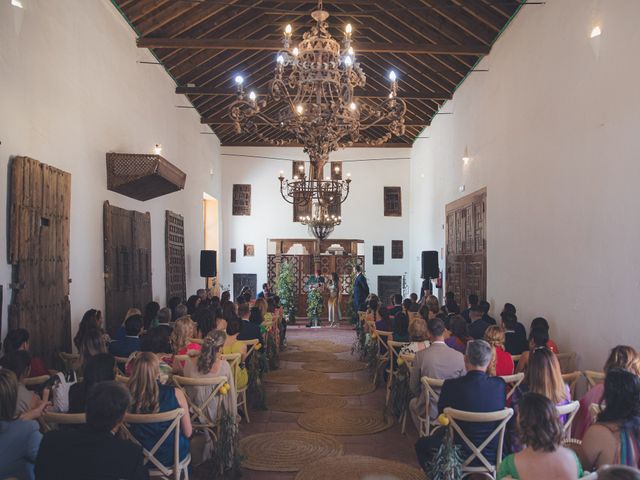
[268,391,348,413]
[292,340,352,353]
[264,369,328,385]
[239,431,344,472]
[299,378,375,396]
[280,351,338,363]
[297,407,393,436]
[294,455,426,480]
[301,360,366,373]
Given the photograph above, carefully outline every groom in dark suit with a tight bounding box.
[352,265,369,324]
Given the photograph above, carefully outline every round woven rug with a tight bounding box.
[240,431,344,472]
[301,360,366,373]
[280,351,338,363]
[294,455,426,480]
[299,378,375,396]
[297,407,393,436]
[264,369,328,385]
[294,341,352,354]
[269,391,348,413]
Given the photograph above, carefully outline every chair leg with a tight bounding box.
[401,410,407,435]
[242,389,250,423]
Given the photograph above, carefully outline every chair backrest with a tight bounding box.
[584,370,605,388]
[374,330,392,356]
[122,408,186,478]
[443,407,514,473]
[561,372,583,400]
[23,375,50,387]
[499,373,524,400]
[557,352,577,373]
[116,374,130,384]
[238,338,259,358]
[421,376,445,421]
[510,354,521,365]
[221,353,242,386]
[114,356,129,366]
[41,412,86,432]
[358,311,368,325]
[59,352,79,372]
[387,340,410,374]
[589,403,602,423]
[400,353,415,368]
[556,400,580,435]
[172,375,227,428]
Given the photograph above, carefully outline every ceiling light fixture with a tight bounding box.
[590,26,602,38]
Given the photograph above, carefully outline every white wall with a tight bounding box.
[220,147,412,301]
[0,0,222,339]
[409,0,640,369]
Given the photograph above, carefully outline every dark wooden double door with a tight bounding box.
[445,188,487,309]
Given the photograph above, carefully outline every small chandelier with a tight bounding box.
[277,163,351,207]
[229,0,406,187]
[300,203,342,241]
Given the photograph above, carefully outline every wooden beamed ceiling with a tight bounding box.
[113,0,522,147]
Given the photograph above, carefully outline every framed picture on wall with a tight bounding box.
[230,248,236,263]
[373,246,384,265]
[244,244,255,257]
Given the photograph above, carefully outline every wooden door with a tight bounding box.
[378,276,403,307]
[165,211,186,305]
[104,202,152,335]
[8,156,71,365]
[445,188,486,309]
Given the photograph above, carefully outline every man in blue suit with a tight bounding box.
[352,265,369,321]
[108,314,142,358]
[415,339,506,472]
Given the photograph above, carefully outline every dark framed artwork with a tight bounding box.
[232,184,251,216]
[244,244,255,257]
[372,245,384,265]
[230,248,237,263]
[384,186,402,216]
[391,240,403,259]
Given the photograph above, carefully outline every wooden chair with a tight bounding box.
[561,372,583,400]
[444,407,514,479]
[222,352,250,423]
[372,330,392,387]
[589,403,602,423]
[23,375,50,387]
[172,374,226,441]
[398,353,415,434]
[499,373,524,400]
[419,376,445,437]
[59,352,79,373]
[41,412,86,432]
[556,400,580,437]
[116,374,130,384]
[584,370,605,388]
[386,340,410,406]
[557,352,577,374]
[510,354,521,367]
[122,408,191,480]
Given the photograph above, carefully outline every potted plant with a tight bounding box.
[275,260,297,324]
[306,286,324,327]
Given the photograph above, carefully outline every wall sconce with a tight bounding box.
[590,26,602,38]
[153,144,162,155]
[462,146,471,164]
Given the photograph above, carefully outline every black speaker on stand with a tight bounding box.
[200,250,217,289]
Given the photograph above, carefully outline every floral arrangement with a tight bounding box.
[306,285,324,319]
[247,343,268,410]
[389,360,413,420]
[276,260,297,324]
[426,418,464,480]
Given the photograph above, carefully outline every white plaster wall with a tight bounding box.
[409,0,640,369]
[220,147,412,300]
[0,0,222,340]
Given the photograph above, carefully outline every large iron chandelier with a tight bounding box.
[229,0,407,205]
[300,202,342,241]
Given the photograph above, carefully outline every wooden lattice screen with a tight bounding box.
[373,246,385,265]
[391,240,403,259]
[384,186,402,216]
[165,210,186,304]
[232,184,251,216]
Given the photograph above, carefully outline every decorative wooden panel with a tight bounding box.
[445,188,487,309]
[104,201,152,336]
[233,274,257,301]
[391,240,403,259]
[329,161,342,217]
[232,184,251,216]
[373,246,384,265]
[8,156,71,366]
[230,248,237,263]
[378,276,402,307]
[292,161,312,221]
[384,187,402,217]
[165,210,186,305]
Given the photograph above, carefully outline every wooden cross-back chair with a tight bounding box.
[372,330,391,387]
[556,401,580,437]
[444,407,514,479]
[23,374,50,387]
[557,352,577,374]
[584,370,605,388]
[499,373,524,400]
[221,352,250,422]
[231,343,258,423]
[589,403,602,423]
[419,376,445,437]
[172,374,226,442]
[59,352,79,373]
[386,340,410,406]
[561,372,583,400]
[41,412,86,432]
[398,353,415,434]
[122,408,190,480]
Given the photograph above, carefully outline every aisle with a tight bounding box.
[240,324,422,479]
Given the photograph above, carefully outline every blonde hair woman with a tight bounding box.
[485,325,515,376]
[127,352,192,467]
[170,317,201,356]
[400,318,430,355]
[254,298,268,317]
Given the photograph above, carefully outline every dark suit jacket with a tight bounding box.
[352,273,369,311]
[108,336,141,358]
[238,319,262,342]
[504,329,528,355]
[35,426,148,480]
[438,371,507,465]
[468,318,490,339]
[482,313,497,326]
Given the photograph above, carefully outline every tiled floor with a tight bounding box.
[239,323,421,479]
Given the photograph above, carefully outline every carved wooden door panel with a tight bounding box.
[165,211,186,304]
[8,157,72,365]
[104,202,152,336]
[445,188,486,309]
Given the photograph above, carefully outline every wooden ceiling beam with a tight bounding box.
[201,119,428,127]
[220,141,411,148]
[136,37,490,55]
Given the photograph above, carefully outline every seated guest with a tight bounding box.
[222,318,249,391]
[510,347,571,452]
[0,370,44,480]
[392,312,411,342]
[220,290,231,306]
[248,306,263,327]
[154,307,173,335]
[126,327,173,382]
[2,328,48,377]
[415,339,506,471]
[183,331,237,462]
[479,300,497,325]
[115,308,142,341]
[409,318,466,429]
[170,317,201,356]
[256,283,271,299]
[461,294,479,323]
[445,315,471,354]
[36,381,147,480]
[76,328,107,375]
[498,393,583,479]
[142,301,160,332]
[167,297,182,326]
[109,314,143,358]
[581,369,640,470]
[73,309,104,350]
[128,353,191,469]
[389,294,403,318]
[193,307,216,339]
[173,304,189,323]
[530,317,558,353]
[502,303,527,338]
[574,345,640,439]
[596,466,640,480]
[69,353,116,413]
[409,293,420,312]
[223,302,239,323]
[515,327,551,374]
[400,318,430,355]
[502,312,528,356]
[0,350,38,416]
[186,295,201,315]
[485,326,515,376]
[254,298,268,317]
[468,304,490,340]
[237,303,261,341]
[443,291,460,315]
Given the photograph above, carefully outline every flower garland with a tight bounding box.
[276,260,297,324]
[247,343,268,410]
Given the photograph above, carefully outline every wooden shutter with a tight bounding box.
[232,184,251,216]
[165,211,186,305]
[384,187,402,216]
